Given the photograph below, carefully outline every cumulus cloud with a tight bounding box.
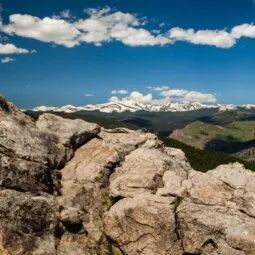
[109,91,153,104]
[161,89,187,97]
[147,86,169,91]
[0,7,170,47]
[160,89,217,103]
[0,43,32,54]
[231,23,255,39]
[124,91,153,103]
[111,27,170,46]
[169,27,236,48]
[1,56,14,63]
[0,14,81,47]
[182,91,216,103]
[108,89,216,105]
[76,7,170,46]
[1,7,255,49]
[108,96,120,103]
[111,89,128,95]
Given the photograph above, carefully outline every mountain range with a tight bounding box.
[32,101,255,113]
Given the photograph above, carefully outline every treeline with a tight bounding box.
[161,138,255,172]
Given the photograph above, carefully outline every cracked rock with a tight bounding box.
[103,194,182,255]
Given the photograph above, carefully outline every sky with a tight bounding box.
[0,0,255,108]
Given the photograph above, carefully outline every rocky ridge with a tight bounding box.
[0,96,255,255]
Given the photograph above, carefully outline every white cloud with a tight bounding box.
[108,96,120,103]
[124,91,153,103]
[0,14,81,47]
[161,89,187,97]
[111,89,128,95]
[75,6,142,46]
[76,7,170,46]
[147,86,169,91]
[231,23,255,39]
[1,56,15,63]
[109,91,153,104]
[0,43,31,54]
[108,89,216,105]
[182,91,216,103]
[1,7,255,49]
[84,93,94,97]
[169,27,236,48]
[160,89,217,103]
[0,7,171,48]
[111,27,170,46]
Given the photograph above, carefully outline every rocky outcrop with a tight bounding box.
[0,97,255,255]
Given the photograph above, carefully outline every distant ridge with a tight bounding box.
[33,101,255,113]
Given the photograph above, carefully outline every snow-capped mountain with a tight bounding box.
[32,101,255,113]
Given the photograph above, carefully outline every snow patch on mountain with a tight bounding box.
[32,101,255,113]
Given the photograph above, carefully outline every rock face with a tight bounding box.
[0,97,255,255]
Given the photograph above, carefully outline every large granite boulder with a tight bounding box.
[109,147,189,198]
[103,194,182,255]
[178,202,255,255]
[99,128,162,158]
[36,113,100,152]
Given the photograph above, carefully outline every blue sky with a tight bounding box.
[0,0,255,108]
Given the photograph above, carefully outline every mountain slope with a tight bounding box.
[170,120,255,161]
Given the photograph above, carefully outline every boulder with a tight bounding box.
[61,138,119,188]
[0,99,65,194]
[0,189,59,255]
[109,147,188,198]
[99,128,161,158]
[0,106,64,167]
[184,163,255,217]
[0,154,55,194]
[178,201,255,254]
[103,194,183,255]
[36,113,100,151]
